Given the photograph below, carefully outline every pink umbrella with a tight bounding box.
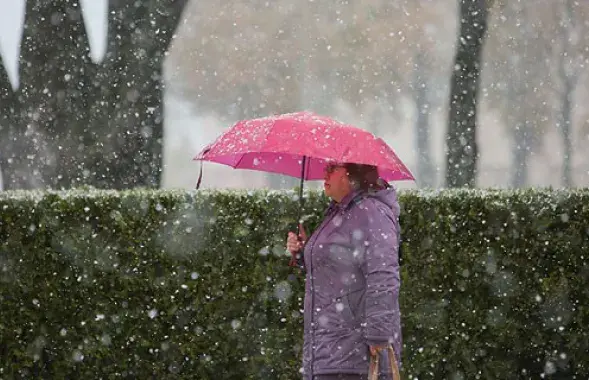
[194,111,414,193]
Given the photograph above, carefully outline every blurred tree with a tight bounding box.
[412,51,436,187]
[21,0,95,188]
[445,0,491,187]
[0,53,20,188]
[0,0,93,189]
[167,0,416,124]
[91,0,188,189]
[549,0,588,187]
[483,0,552,187]
[405,1,454,188]
[0,0,187,190]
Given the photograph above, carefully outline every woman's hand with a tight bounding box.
[369,343,389,357]
[286,224,307,254]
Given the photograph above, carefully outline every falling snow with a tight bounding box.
[0,0,588,378]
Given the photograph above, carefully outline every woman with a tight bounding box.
[287,162,402,380]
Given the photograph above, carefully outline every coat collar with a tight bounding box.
[325,189,365,216]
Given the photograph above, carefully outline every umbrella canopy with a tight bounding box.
[194,111,414,184]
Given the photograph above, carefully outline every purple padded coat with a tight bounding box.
[299,188,402,379]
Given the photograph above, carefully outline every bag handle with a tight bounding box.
[368,344,401,380]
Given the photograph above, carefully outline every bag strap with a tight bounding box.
[369,344,401,380]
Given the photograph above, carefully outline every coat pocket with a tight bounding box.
[337,294,355,324]
[336,288,364,325]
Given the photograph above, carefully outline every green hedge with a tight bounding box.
[1,188,588,379]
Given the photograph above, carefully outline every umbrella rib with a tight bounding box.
[258,117,281,153]
[232,152,248,169]
[231,118,278,171]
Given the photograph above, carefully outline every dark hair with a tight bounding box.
[344,163,388,192]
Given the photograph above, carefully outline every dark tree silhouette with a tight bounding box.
[0,0,188,190]
[413,51,435,188]
[553,0,585,187]
[445,0,491,188]
[0,55,20,188]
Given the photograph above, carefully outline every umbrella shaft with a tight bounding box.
[298,156,307,226]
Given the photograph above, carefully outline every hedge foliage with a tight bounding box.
[1,188,588,379]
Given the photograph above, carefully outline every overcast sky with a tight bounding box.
[0,0,107,89]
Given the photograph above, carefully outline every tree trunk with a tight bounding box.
[0,0,93,190]
[91,0,188,189]
[18,0,96,189]
[509,76,532,188]
[560,78,574,187]
[445,0,489,188]
[0,57,23,190]
[556,0,578,188]
[511,121,530,188]
[413,52,435,187]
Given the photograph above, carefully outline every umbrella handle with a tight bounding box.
[288,249,303,268]
[289,224,306,268]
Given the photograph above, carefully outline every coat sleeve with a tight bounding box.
[358,202,400,346]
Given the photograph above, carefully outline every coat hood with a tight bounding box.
[332,186,400,219]
[367,187,400,217]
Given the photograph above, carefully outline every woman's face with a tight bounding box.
[323,163,352,202]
